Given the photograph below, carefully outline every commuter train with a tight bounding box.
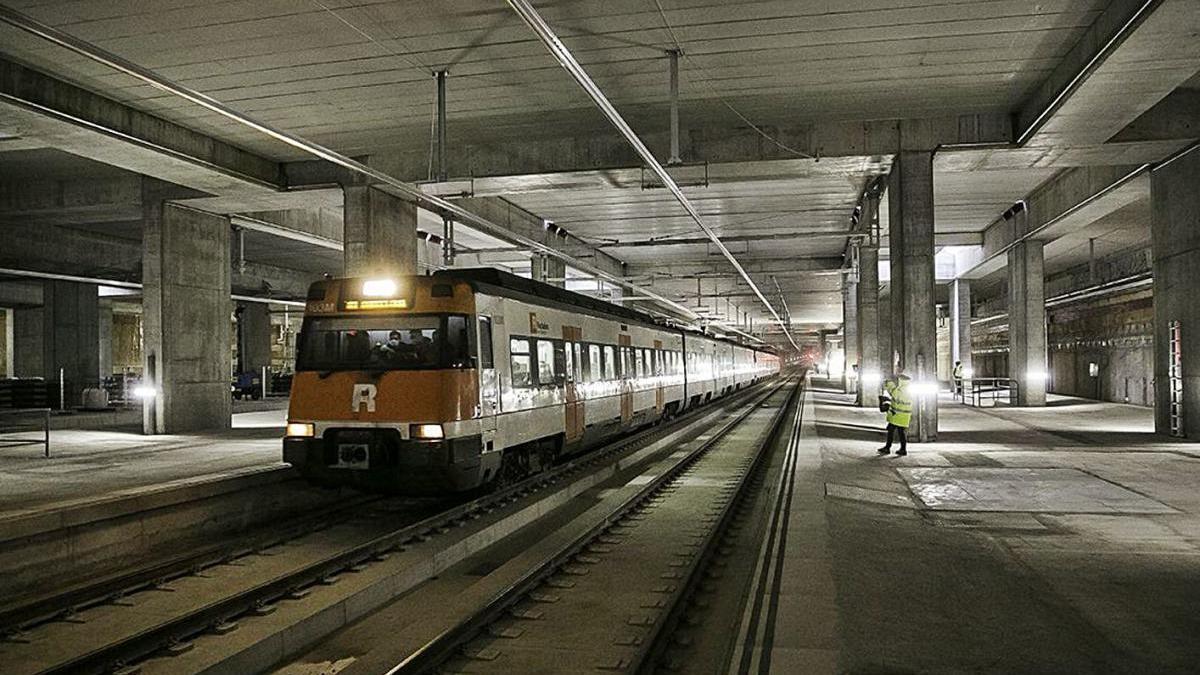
[283,268,779,494]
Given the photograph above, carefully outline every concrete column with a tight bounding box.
[1,308,11,378]
[236,302,272,375]
[856,244,880,406]
[1008,241,1047,406]
[1151,146,1200,437]
[342,185,418,278]
[842,275,859,394]
[950,279,972,379]
[98,298,113,380]
[888,151,938,441]
[879,285,893,370]
[142,192,232,433]
[11,282,99,406]
[12,307,43,378]
[531,253,566,288]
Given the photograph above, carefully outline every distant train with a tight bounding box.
[283,268,779,494]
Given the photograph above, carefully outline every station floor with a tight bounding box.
[752,378,1200,674]
[0,402,287,513]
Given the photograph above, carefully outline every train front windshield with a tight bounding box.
[297,314,472,371]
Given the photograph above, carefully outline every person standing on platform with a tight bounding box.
[878,371,912,456]
[952,361,965,399]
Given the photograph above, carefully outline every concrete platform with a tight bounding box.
[0,405,287,513]
[741,379,1200,674]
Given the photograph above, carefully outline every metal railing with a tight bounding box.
[0,408,51,457]
[959,377,1020,407]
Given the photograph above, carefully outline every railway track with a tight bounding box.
[0,381,777,675]
[389,376,801,674]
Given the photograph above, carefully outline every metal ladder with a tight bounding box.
[1169,320,1184,437]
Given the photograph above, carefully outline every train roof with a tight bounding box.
[431,267,775,355]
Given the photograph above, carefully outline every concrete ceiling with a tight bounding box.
[0,0,1197,348]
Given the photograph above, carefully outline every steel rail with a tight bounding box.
[0,5,727,333]
[389,376,797,674]
[26,381,773,675]
[504,0,800,352]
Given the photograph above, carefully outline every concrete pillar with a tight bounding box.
[142,192,232,434]
[236,302,272,375]
[1008,241,1047,406]
[856,244,881,406]
[950,279,972,379]
[1151,147,1200,437]
[842,275,859,394]
[888,151,938,441]
[11,282,99,406]
[342,185,418,278]
[0,308,10,378]
[98,298,113,380]
[879,285,893,370]
[531,253,566,288]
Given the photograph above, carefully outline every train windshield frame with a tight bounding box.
[296,313,473,371]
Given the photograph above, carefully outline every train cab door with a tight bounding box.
[477,315,499,451]
[562,326,584,443]
[618,334,633,424]
[653,339,665,414]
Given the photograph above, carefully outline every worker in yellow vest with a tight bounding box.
[878,371,913,456]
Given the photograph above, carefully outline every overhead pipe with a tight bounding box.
[0,6,715,332]
[505,0,799,351]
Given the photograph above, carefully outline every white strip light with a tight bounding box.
[0,6,716,335]
[504,0,800,352]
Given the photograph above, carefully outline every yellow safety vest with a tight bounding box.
[885,379,913,428]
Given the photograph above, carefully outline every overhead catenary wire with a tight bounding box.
[505,0,800,352]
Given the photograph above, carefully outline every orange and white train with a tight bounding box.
[283,268,779,494]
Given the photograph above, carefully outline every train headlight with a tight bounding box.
[411,423,445,440]
[286,422,315,437]
[362,278,398,297]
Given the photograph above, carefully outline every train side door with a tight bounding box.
[619,334,633,423]
[653,339,665,413]
[477,315,499,448]
[562,326,584,443]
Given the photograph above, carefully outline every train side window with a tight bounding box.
[620,347,631,380]
[478,316,494,369]
[536,339,555,385]
[510,338,533,387]
[603,345,616,380]
[553,341,567,384]
[588,344,601,382]
[564,342,574,382]
[635,348,645,378]
[573,342,583,382]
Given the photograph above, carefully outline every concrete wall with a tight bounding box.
[1048,292,1154,406]
[112,310,142,374]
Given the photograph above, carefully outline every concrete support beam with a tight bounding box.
[452,197,627,283]
[950,279,973,379]
[963,164,1149,280]
[888,151,938,441]
[627,257,842,279]
[531,253,566,288]
[236,302,272,376]
[342,185,418,278]
[287,113,1009,185]
[856,243,881,408]
[1017,0,1200,148]
[0,56,281,198]
[142,191,232,434]
[1008,241,1047,406]
[842,276,858,395]
[1151,146,1200,438]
